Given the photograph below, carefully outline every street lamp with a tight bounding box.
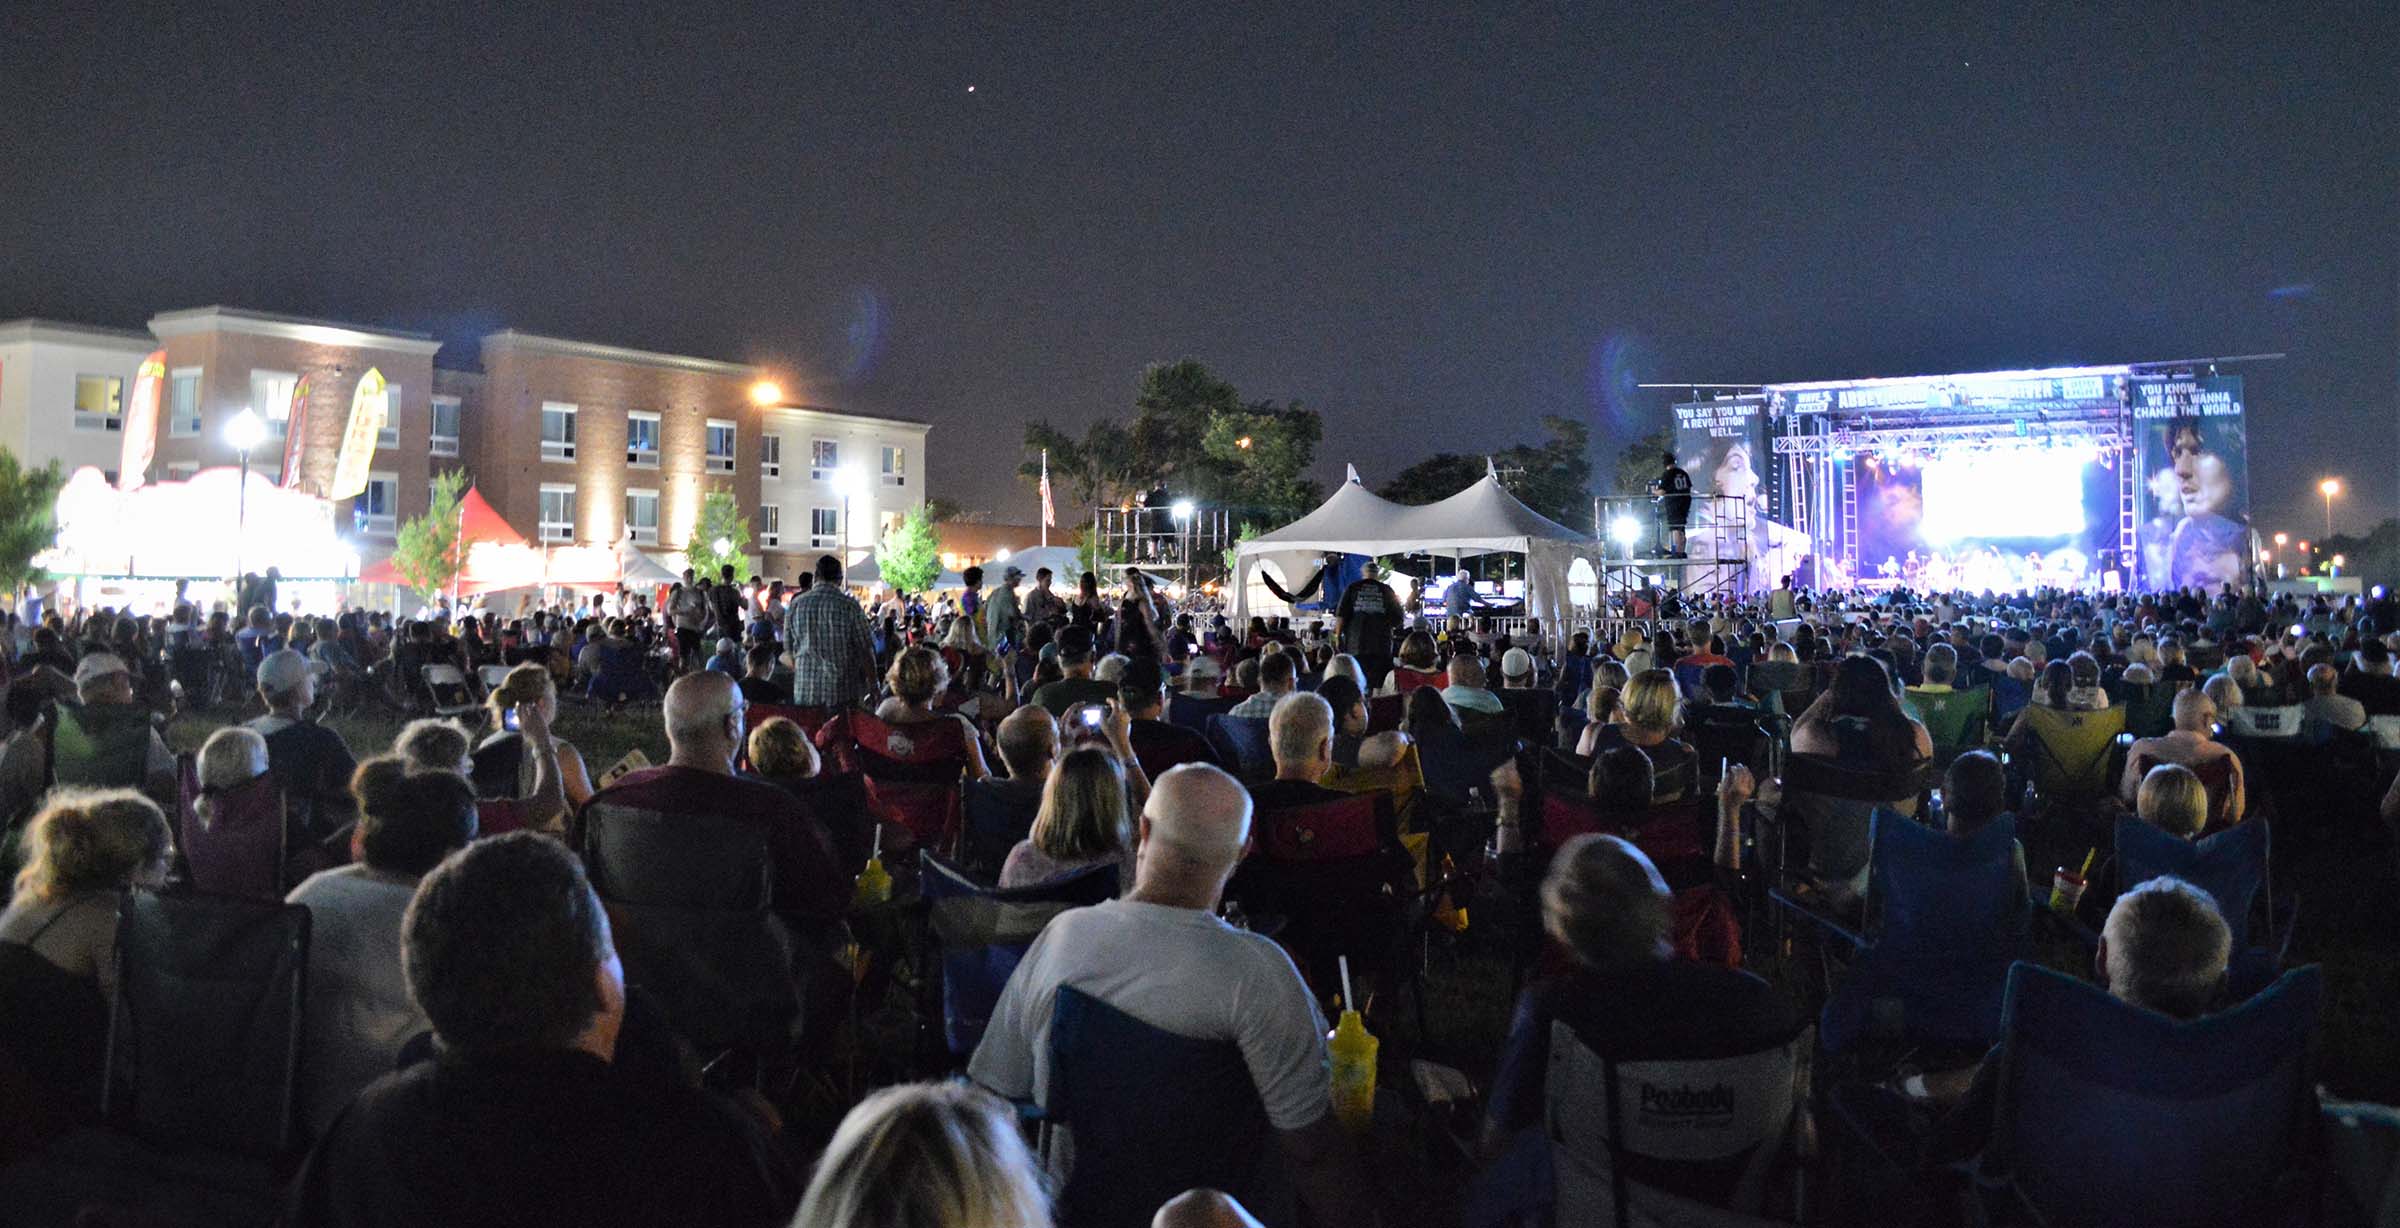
[832,464,866,563]
[749,380,782,407]
[2273,532,2289,548]
[225,408,267,592]
[2319,477,2342,541]
[1171,499,1195,579]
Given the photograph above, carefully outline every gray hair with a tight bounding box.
[1541,833,1671,970]
[2102,876,2232,1020]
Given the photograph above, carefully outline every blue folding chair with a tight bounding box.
[1045,984,1283,1228]
[2113,815,2291,995]
[1204,713,1273,779]
[918,852,1115,1057]
[1818,814,2031,1054]
[1966,962,2323,1228]
[1168,691,1239,734]
[959,779,1042,883]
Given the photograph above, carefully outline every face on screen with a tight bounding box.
[2170,427,2233,518]
[1710,445,1759,500]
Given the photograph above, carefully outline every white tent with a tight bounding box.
[1231,463,1602,642]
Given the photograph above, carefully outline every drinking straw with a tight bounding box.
[1339,955,1355,1014]
[2076,847,2096,878]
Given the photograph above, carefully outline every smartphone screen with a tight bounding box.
[503,706,520,732]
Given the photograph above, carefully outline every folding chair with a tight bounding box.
[176,770,289,902]
[748,701,840,741]
[822,711,974,859]
[1203,713,1273,779]
[1816,814,2031,1057]
[1963,963,2323,1227]
[1365,692,1405,733]
[1229,793,1411,1001]
[1907,686,1991,768]
[2112,815,2292,995]
[959,779,1042,882]
[420,663,480,718]
[476,663,512,692]
[1167,690,1238,734]
[1043,985,1284,1228]
[917,851,1115,1057]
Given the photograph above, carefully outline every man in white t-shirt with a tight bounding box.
[969,763,1378,1227]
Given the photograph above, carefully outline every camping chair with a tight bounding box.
[1545,1020,1811,1228]
[1770,753,1923,906]
[2014,704,2126,814]
[1043,985,1284,1228]
[1907,686,1991,768]
[1539,790,1738,970]
[176,768,289,902]
[0,942,107,1167]
[917,852,1115,1057]
[2123,748,2240,834]
[0,891,311,1225]
[420,663,480,718]
[1744,659,1809,722]
[2116,683,2176,739]
[749,702,840,741]
[1688,708,1774,792]
[2111,815,2292,994]
[476,663,511,691]
[1366,692,1405,733]
[823,711,974,859]
[959,779,1042,882]
[1230,793,1411,1001]
[1814,814,2031,1058]
[1203,713,1273,779]
[1962,962,2323,1228]
[1501,688,1560,751]
[1459,708,1523,779]
[1167,690,1239,734]
[580,803,801,1060]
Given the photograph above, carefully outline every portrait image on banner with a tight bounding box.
[2132,374,2249,592]
[1672,395,1809,592]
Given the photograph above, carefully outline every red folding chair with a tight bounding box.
[178,770,289,902]
[822,710,971,858]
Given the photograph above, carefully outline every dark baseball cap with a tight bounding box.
[1120,657,1166,697]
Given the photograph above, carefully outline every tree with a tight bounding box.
[875,504,941,595]
[388,469,469,603]
[687,490,751,578]
[1021,360,1323,522]
[1378,416,1595,528]
[1221,521,1264,571]
[0,451,62,594]
[922,496,968,524]
[1075,525,1123,578]
[1612,427,1675,497]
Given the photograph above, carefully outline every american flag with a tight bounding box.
[1039,450,1056,527]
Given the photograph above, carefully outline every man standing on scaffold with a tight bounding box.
[1649,450,1693,558]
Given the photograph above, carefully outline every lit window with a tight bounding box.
[625,488,660,545]
[881,444,906,487]
[430,396,461,457]
[706,419,736,474]
[810,506,839,548]
[169,369,202,437]
[811,439,838,480]
[357,473,399,536]
[73,375,124,433]
[377,383,401,448]
[250,370,297,440]
[760,434,782,479]
[541,402,577,462]
[626,412,660,467]
[538,484,576,542]
[759,504,781,548]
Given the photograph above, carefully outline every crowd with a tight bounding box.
[0,556,2394,1227]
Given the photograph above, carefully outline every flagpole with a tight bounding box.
[1040,449,1049,548]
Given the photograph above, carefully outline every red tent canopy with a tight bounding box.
[358,487,535,591]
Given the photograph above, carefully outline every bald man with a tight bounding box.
[2119,688,2246,824]
[970,765,1378,1228]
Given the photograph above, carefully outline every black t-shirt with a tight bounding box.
[709,585,745,636]
[258,718,359,837]
[735,675,792,706]
[285,1048,799,1228]
[1659,466,1693,515]
[1334,579,1400,658]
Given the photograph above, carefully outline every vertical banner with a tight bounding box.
[279,374,314,489]
[1671,395,1812,590]
[326,368,387,501]
[2131,374,2248,591]
[117,349,166,491]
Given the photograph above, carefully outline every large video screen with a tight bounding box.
[1854,447,2118,590]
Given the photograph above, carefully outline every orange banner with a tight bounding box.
[117,350,165,491]
[280,373,313,489]
[326,368,386,501]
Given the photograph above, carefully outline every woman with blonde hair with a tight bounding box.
[793,1081,1051,1228]
[475,663,594,807]
[194,725,270,831]
[2135,762,2209,839]
[1379,631,1449,696]
[1577,668,1696,801]
[748,715,821,787]
[0,789,172,999]
[999,745,1136,890]
[876,645,990,779]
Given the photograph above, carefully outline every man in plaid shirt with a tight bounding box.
[782,554,877,708]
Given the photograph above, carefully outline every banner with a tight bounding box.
[280,373,313,490]
[1670,396,1811,591]
[326,368,387,501]
[2131,374,2249,591]
[117,349,166,491]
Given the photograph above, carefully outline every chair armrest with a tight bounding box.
[1768,887,1866,950]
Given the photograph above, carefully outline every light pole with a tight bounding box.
[833,464,865,566]
[1171,499,1194,586]
[2319,478,2341,542]
[225,408,266,596]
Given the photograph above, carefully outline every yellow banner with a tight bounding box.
[326,368,387,500]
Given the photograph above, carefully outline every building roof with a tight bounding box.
[0,319,157,349]
[148,306,442,355]
[480,329,758,377]
[762,403,934,431]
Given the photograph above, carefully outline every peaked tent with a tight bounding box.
[358,487,545,594]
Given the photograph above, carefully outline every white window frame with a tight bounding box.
[624,487,660,546]
[759,433,782,479]
[168,367,202,437]
[810,438,839,481]
[358,471,400,537]
[881,443,906,487]
[705,418,736,474]
[541,402,577,462]
[250,370,297,440]
[625,411,661,468]
[73,374,124,433]
[538,483,577,542]
[429,395,461,457]
[759,503,781,549]
[809,506,840,550]
[376,383,401,448]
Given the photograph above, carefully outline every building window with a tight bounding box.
[169,368,202,437]
[357,473,399,536]
[250,370,297,439]
[760,434,782,479]
[881,444,906,487]
[705,419,736,474]
[810,439,838,480]
[625,488,660,545]
[430,396,461,457]
[166,463,198,482]
[538,484,576,542]
[376,383,401,448]
[759,504,781,548]
[541,402,577,461]
[626,412,660,468]
[810,506,840,549]
[73,375,124,432]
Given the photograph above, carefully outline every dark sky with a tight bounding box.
[6,3,2395,535]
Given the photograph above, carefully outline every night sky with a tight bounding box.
[6,4,2394,535]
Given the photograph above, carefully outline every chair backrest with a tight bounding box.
[960,779,1042,882]
[1392,666,1448,694]
[178,773,288,902]
[1501,688,1559,748]
[1545,1020,1801,1224]
[1745,660,1806,695]
[749,702,839,741]
[105,889,310,1158]
[2119,684,2177,739]
[476,664,511,690]
[919,851,1115,1055]
[1167,691,1239,733]
[1321,742,1425,827]
[1982,962,2322,1227]
[2022,704,2126,798]
[2235,704,2306,739]
[1255,794,1383,863]
[1908,686,1990,757]
[1671,663,1710,703]
[2126,750,2240,834]
[1365,692,1404,733]
[834,711,971,854]
[1046,984,1278,1228]
[420,663,477,714]
[1872,813,2027,960]
[2113,815,2269,950]
[1204,713,1273,778]
[52,704,153,791]
[581,802,773,910]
